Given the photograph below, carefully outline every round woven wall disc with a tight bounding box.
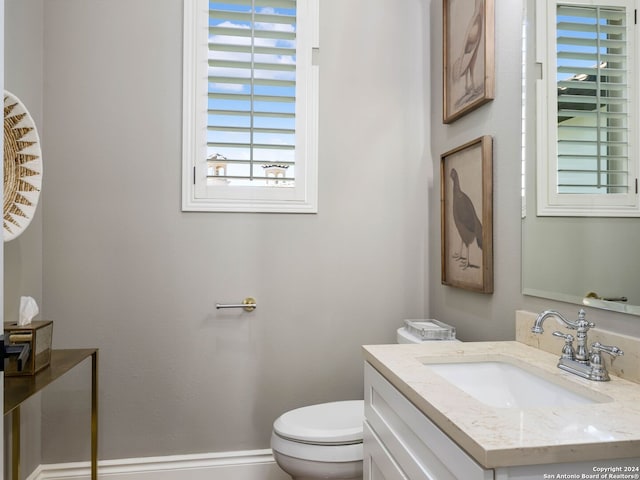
[4,90,43,242]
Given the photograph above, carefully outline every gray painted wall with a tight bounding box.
[38,0,427,463]
[4,0,44,477]
[4,0,43,341]
[427,0,640,340]
[5,0,640,473]
[427,0,525,341]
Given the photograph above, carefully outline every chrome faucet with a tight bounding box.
[532,309,594,363]
[531,309,623,381]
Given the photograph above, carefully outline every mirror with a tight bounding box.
[521,0,640,316]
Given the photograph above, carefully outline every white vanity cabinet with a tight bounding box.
[364,362,493,480]
[364,361,640,480]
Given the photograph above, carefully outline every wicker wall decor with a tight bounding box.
[3,91,43,242]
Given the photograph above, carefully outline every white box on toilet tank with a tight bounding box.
[396,319,460,344]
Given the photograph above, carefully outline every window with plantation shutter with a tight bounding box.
[182,0,319,212]
[537,0,640,216]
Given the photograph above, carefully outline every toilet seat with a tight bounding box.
[271,400,364,463]
[273,400,364,445]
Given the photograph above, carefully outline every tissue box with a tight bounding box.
[4,320,53,376]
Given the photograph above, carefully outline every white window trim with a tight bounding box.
[536,0,640,217]
[182,0,319,213]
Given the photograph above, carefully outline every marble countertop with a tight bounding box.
[362,341,640,468]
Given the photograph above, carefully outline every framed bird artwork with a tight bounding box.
[442,0,495,124]
[440,136,493,293]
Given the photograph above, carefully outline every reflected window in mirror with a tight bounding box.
[536,0,640,217]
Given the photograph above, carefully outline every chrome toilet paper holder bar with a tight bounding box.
[216,297,257,312]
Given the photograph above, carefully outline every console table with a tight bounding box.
[4,349,98,480]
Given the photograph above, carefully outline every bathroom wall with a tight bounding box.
[4,0,44,477]
[427,0,640,340]
[39,0,428,464]
[4,0,43,325]
[15,0,638,471]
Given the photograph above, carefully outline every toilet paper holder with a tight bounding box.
[216,297,257,312]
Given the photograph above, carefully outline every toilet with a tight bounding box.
[270,319,459,480]
[271,400,364,480]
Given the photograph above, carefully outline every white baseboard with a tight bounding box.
[27,449,290,480]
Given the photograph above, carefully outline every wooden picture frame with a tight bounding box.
[441,136,493,293]
[443,0,495,124]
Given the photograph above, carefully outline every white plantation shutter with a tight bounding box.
[182,0,318,212]
[208,2,296,184]
[537,0,640,216]
[557,5,629,193]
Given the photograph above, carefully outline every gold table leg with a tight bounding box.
[12,406,20,480]
[91,351,98,479]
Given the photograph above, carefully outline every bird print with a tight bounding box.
[450,168,482,270]
[452,0,484,106]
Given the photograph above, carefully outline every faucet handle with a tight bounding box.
[552,331,575,360]
[589,342,623,381]
[590,342,624,358]
[552,332,576,360]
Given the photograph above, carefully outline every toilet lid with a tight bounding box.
[273,400,364,444]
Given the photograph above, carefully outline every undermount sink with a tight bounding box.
[424,357,610,409]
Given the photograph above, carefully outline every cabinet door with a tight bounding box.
[364,422,408,480]
[365,363,493,480]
